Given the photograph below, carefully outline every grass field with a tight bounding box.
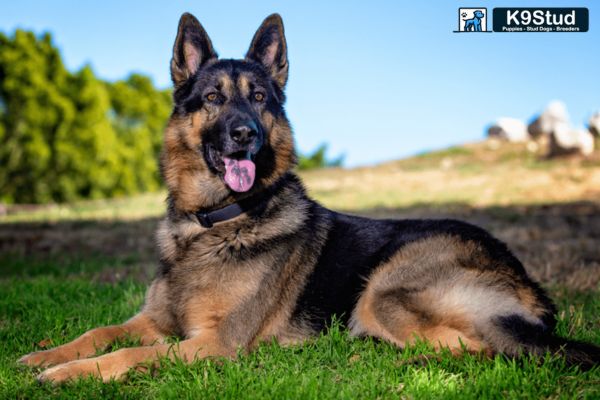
[1,140,599,399]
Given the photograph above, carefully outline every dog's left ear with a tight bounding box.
[246,14,288,89]
[171,13,218,87]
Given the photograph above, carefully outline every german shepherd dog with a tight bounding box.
[20,13,599,383]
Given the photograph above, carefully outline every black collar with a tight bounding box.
[194,202,244,228]
[191,185,277,228]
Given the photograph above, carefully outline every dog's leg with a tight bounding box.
[18,313,165,368]
[348,237,558,358]
[350,282,490,356]
[37,330,228,383]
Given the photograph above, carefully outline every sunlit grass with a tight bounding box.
[2,274,599,399]
[0,191,166,223]
[3,141,600,223]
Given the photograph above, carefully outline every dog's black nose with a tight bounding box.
[230,122,258,145]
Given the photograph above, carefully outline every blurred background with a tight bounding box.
[1,0,599,205]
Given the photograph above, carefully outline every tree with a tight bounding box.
[0,30,74,203]
[0,30,172,203]
[106,74,171,194]
[297,144,344,171]
[51,66,122,201]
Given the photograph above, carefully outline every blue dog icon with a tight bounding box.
[463,10,485,31]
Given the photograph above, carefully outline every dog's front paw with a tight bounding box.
[37,364,75,384]
[18,349,71,368]
[37,360,98,384]
[37,357,130,384]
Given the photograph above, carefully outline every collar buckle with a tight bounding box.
[196,212,213,228]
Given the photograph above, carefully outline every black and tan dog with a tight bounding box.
[20,13,599,382]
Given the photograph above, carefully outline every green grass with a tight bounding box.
[0,257,598,399]
[0,191,166,223]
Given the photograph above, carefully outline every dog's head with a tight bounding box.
[162,13,295,212]
[473,10,485,18]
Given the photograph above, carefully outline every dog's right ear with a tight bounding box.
[246,14,288,89]
[171,13,217,87]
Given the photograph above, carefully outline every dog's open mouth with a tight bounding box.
[207,146,256,193]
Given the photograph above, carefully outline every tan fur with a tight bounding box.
[349,235,535,355]
[262,118,295,186]
[142,279,177,335]
[181,279,259,337]
[219,73,234,98]
[38,330,226,383]
[352,289,408,347]
[238,74,251,97]
[19,313,165,369]
[253,246,318,346]
[516,286,549,320]
[418,326,487,354]
[161,114,230,212]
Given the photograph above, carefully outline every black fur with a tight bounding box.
[496,314,600,369]
[292,201,554,330]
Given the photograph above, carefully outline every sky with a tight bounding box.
[1,1,599,167]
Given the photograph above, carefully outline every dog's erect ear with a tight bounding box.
[171,13,217,86]
[246,14,288,88]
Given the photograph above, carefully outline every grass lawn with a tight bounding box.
[1,141,599,398]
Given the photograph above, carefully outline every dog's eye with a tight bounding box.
[206,93,218,102]
[253,92,265,102]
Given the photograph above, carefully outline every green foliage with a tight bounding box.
[0,30,171,203]
[0,30,72,203]
[297,144,344,171]
[106,74,171,196]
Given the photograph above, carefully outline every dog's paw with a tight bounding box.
[18,350,70,368]
[37,363,74,384]
[37,358,130,384]
[36,360,96,384]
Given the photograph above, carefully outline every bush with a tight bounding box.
[0,30,171,203]
[297,144,344,171]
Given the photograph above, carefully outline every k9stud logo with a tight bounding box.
[493,8,589,32]
[455,8,489,32]
[454,7,589,33]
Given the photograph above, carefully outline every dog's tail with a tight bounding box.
[489,314,600,369]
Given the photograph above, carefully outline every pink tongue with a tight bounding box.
[222,157,256,192]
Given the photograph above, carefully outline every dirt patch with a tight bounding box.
[0,219,158,262]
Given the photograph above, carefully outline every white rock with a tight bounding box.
[528,100,570,138]
[549,122,595,156]
[487,117,528,142]
[545,100,569,122]
[577,129,595,155]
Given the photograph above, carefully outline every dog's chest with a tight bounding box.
[158,220,271,336]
